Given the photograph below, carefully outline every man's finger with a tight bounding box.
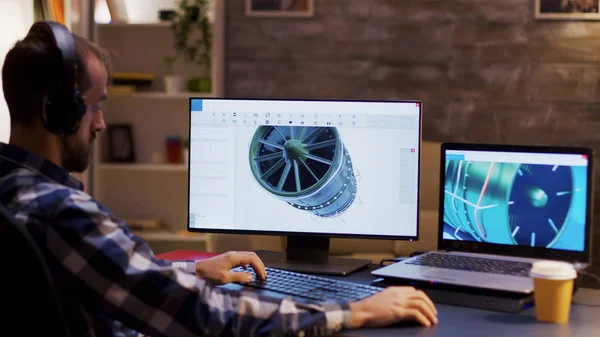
[411,290,437,315]
[250,252,266,279]
[235,252,266,280]
[408,298,438,325]
[230,271,254,283]
[403,308,431,327]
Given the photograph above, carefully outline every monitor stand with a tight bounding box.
[255,235,371,276]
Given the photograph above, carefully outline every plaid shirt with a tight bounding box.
[0,142,351,337]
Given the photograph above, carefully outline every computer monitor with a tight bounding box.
[187,98,422,275]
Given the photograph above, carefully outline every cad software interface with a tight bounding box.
[188,99,421,237]
[442,149,588,252]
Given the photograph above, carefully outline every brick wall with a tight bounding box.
[225,0,600,288]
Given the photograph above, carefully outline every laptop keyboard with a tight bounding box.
[405,253,532,277]
[231,266,382,302]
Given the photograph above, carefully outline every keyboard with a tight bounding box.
[405,253,532,277]
[232,266,382,302]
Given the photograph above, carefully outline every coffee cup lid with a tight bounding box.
[530,261,577,280]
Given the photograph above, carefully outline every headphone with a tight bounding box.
[27,21,87,135]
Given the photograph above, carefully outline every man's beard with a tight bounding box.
[59,134,94,173]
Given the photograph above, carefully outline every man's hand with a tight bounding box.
[348,286,438,328]
[194,251,266,285]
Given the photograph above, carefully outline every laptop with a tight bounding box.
[372,142,594,294]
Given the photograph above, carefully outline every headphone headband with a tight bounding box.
[27,21,86,135]
[28,21,78,96]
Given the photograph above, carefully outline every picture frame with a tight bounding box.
[535,0,600,20]
[107,124,136,163]
[246,0,314,18]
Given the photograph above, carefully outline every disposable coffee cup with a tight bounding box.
[530,260,577,324]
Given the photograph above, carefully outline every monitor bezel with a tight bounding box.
[438,142,594,264]
[186,97,423,241]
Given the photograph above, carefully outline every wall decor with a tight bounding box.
[107,124,136,163]
[246,0,314,17]
[535,0,600,20]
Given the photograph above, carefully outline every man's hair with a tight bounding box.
[2,28,112,126]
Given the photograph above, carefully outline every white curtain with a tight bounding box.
[0,0,34,143]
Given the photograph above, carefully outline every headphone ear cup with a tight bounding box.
[41,90,62,134]
[70,95,87,133]
[66,94,87,134]
[74,94,87,117]
[42,91,87,135]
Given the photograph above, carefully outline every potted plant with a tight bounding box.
[169,0,212,93]
[163,55,185,94]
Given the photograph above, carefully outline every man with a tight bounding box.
[0,21,438,337]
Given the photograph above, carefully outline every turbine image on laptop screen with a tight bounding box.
[188,99,421,238]
[442,150,588,252]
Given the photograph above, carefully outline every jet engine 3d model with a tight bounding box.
[249,126,357,218]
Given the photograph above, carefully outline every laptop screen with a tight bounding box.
[440,144,592,260]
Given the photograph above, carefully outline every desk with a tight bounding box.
[221,264,600,337]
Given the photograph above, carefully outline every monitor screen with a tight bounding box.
[187,98,422,239]
[441,148,590,252]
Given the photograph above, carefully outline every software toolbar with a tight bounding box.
[191,111,419,129]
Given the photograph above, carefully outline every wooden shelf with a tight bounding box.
[133,231,206,242]
[98,163,188,172]
[91,0,224,240]
[97,21,216,29]
[97,22,171,28]
[108,91,215,99]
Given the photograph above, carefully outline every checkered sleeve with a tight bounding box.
[46,191,352,337]
[151,254,196,273]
